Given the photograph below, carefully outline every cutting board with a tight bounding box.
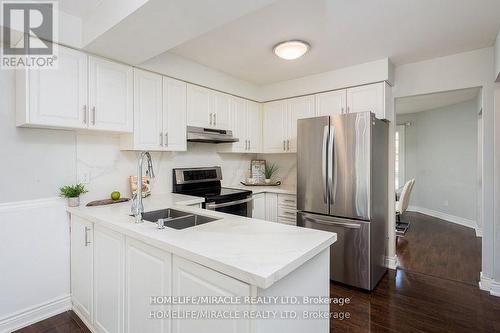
[86,198,130,206]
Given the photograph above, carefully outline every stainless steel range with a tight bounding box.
[172,167,253,217]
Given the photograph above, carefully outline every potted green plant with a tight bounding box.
[264,162,279,184]
[59,183,88,207]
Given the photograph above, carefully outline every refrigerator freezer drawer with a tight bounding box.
[297,212,371,290]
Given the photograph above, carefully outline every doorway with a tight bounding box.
[393,87,483,285]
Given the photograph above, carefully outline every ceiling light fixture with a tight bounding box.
[273,40,310,60]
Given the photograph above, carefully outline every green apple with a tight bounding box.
[111,191,121,200]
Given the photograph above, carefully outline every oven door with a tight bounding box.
[205,196,253,217]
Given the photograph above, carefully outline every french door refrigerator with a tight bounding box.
[296,112,388,290]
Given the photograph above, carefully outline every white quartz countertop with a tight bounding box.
[67,193,335,289]
[224,184,296,195]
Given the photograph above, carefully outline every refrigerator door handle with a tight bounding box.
[322,125,329,204]
[328,125,337,205]
[303,216,361,229]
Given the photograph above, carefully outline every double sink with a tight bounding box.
[140,208,218,230]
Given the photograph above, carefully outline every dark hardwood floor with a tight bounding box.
[13,311,90,333]
[396,211,482,285]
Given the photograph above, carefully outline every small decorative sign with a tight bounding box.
[250,160,266,183]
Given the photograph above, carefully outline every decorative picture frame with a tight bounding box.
[250,159,266,183]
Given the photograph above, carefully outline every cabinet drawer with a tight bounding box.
[278,206,297,220]
[277,217,296,226]
[278,194,296,208]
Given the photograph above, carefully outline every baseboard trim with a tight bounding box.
[0,295,71,333]
[385,255,398,269]
[407,206,478,231]
[479,272,500,297]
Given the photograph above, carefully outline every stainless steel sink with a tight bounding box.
[139,208,219,230]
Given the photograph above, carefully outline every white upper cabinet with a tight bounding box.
[88,56,133,132]
[263,100,288,153]
[228,97,247,152]
[122,70,187,151]
[287,95,315,152]
[263,96,314,153]
[210,91,232,129]
[131,69,163,150]
[246,100,262,153]
[17,46,88,129]
[346,82,385,119]
[163,77,187,151]
[187,84,211,127]
[17,45,133,132]
[315,90,346,117]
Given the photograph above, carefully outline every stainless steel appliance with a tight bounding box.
[296,112,388,290]
[172,167,253,217]
[186,126,239,143]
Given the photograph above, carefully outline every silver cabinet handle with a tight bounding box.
[283,140,286,151]
[283,211,296,216]
[160,132,163,146]
[91,106,96,125]
[84,226,91,246]
[245,140,248,150]
[214,113,216,126]
[209,113,213,126]
[165,132,168,147]
[346,106,350,113]
[341,107,344,114]
[287,139,290,151]
[83,105,87,124]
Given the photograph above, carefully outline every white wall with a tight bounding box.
[260,58,393,101]
[397,99,478,225]
[393,47,499,288]
[140,52,263,101]
[495,29,500,82]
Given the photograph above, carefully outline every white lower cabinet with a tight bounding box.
[70,216,93,325]
[126,238,171,333]
[265,193,278,222]
[93,225,125,333]
[172,256,251,333]
[252,193,265,219]
[261,193,297,224]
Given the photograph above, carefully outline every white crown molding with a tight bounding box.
[0,295,71,333]
[407,206,478,232]
[0,197,65,212]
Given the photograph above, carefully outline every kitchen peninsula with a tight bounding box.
[67,193,336,333]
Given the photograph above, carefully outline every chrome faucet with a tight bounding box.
[131,151,155,223]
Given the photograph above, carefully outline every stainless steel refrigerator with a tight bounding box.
[296,112,388,290]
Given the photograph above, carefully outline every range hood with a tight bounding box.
[187,126,239,144]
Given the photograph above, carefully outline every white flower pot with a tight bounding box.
[265,179,271,184]
[68,197,80,207]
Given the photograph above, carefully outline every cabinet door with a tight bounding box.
[252,193,266,219]
[172,256,250,333]
[229,97,247,152]
[70,216,93,324]
[163,77,187,151]
[94,226,125,333]
[211,91,232,129]
[263,100,287,153]
[88,56,133,132]
[346,82,384,119]
[246,101,262,153]
[315,90,346,116]
[265,193,278,222]
[27,46,87,128]
[287,95,315,153]
[187,84,211,127]
[133,69,163,149]
[126,238,171,333]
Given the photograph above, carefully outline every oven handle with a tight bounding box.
[206,197,253,209]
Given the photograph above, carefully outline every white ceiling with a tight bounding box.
[59,0,103,18]
[169,0,500,84]
[395,87,481,115]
